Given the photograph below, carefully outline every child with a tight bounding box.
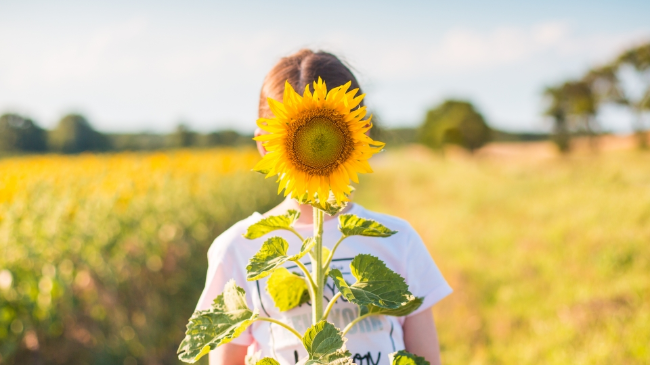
[195,49,452,365]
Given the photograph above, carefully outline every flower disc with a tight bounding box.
[288,110,353,176]
[253,78,384,206]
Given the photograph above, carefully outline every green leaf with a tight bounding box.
[390,350,430,365]
[338,214,397,237]
[328,254,411,309]
[243,210,300,239]
[177,280,258,363]
[255,358,281,365]
[267,267,310,311]
[360,295,423,317]
[317,199,348,216]
[246,237,289,281]
[300,237,317,259]
[253,167,271,175]
[302,321,353,365]
[246,237,314,281]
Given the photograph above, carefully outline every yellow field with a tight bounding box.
[1,146,649,364]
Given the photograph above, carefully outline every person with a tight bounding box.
[196,49,452,365]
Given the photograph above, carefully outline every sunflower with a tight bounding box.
[253,78,384,207]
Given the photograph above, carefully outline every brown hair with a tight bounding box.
[258,49,363,119]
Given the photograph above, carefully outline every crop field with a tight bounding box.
[1,145,649,364]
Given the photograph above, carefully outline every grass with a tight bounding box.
[356,146,650,364]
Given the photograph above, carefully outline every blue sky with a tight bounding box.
[1,0,648,133]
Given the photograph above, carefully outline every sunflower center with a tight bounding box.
[286,109,353,176]
[294,118,345,167]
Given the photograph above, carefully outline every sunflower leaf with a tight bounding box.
[267,267,310,311]
[317,199,348,216]
[298,238,317,260]
[338,214,398,237]
[359,295,423,317]
[390,350,430,365]
[302,321,353,365]
[296,189,355,216]
[177,280,258,363]
[328,254,411,309]
[243,210,301,239]
[247,237,314,281]
[252,167,271,175]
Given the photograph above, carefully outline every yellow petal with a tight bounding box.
[268,98,287,119]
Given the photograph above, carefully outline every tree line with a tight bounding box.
[1,109,538,156]
[0,114,252,154]
[544,41,650,152]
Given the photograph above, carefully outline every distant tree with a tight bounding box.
[545,80,600,152]
[169,123,196,148]
[197,130,246,147]
[544,86,572,153]
[418,100,491,152]
[49,114,108,153]
[107,133,168,151]
[615,42,650,148]
[0,113,47,152]
[583,65,627,105]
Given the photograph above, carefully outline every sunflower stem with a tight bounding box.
[323,235,346,271]
[293,260,317,300]
[342,314,372,336]
[311,206,325,324]
[322,292,342,321]
[257,317,302,340]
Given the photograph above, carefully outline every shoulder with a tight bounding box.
[207,213,263,260]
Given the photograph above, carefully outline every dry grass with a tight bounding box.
[356,144,650,364]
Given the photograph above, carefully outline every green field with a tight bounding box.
[1,146,649,364]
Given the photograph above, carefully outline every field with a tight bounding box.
[1,144,649,364]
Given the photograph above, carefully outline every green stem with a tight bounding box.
[257,317,302,340]
[311,207,325,324]
[323,235,347,271]
[342,314,371,336]
[322,292,342,321]
[294,260,317,299]
[288,228,304,242]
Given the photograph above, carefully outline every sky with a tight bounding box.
[1,0,649,134]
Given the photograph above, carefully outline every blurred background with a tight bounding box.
[1,1,649,364]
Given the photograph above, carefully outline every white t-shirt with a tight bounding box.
[196,203,452,365]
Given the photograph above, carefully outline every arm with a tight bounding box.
[209,343,247,365]
[403,309,442,365]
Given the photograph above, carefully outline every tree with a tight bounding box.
[169,123,196,148]
[544,80,599,153]
[615,42,650,148]
[0,113,47,152]
[544,86,571,153]
[48,114,108,153]
[418,100,491,152]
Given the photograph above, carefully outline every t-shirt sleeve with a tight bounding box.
[194,232,255,346]
[403,225,452,317]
